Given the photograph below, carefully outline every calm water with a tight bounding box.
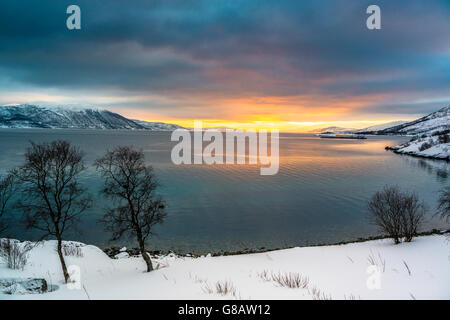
[0,129,449,253]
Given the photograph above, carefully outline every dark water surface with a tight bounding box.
[0,129,448,253]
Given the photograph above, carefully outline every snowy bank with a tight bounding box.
[0,235,449,300]
[386,133,450,160]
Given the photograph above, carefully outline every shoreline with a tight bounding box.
[385,146,450,161]
[102,228,450,259]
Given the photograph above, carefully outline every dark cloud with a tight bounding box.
[0,0,449,116]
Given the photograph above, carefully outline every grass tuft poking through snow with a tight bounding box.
[258,270,309,289]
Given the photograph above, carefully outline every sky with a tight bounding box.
[0,0,449,131]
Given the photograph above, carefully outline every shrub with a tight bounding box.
[62,243,83,257]
[368,186,425,244]
[419,141,433,151]
[438,134,450,144]
[0,239,32,270]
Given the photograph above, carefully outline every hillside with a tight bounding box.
[0,105,183,131]
[362,106,450,135]
[356,121,407,133]
[382,106,450,160]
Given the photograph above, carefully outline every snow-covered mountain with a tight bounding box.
[363,106,450,135]
[0,105,183,131]
[383,106,450,160]
[356,121,407,133]
[131,119,183,131]
[309,126,357,134]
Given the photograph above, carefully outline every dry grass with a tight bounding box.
[271,272,309,289]
[257,270,309,289]
[403,260,412,276]
[201,282,214,294]
[201,280,239,298]
[215,280,236,296]
[308,286,332,300]
[257,270,272,282]
[367,250,386,272]
[344,293,360,300]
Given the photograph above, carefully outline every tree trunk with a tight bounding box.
[138,238,153,272]
[57,238,71,283]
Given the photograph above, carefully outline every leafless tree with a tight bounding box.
[0,173,17,234]
[95,146,166,272]
[437,187,450,221]
[368,186,425,244]
[15,141,92,283]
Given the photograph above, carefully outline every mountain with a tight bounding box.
[361,106,450,135]
[131,119,183,131]
[356,121,407,133]
[308,126,357,134]
[383,106,450,160]
[0,105,183,131]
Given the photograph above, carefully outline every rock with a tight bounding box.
[0,278,48,294]
[23,278,48,293]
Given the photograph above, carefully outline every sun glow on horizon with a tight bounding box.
[136,118,414,133]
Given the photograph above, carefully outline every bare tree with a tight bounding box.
[368,186,425,244]
[15,141,92,283]
[437,187,450,221]
[95,146,166,272]
[0,173,17,234]
[401,191,426,242]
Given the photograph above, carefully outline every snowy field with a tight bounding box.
[0,235,449,300]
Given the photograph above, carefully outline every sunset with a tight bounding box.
[1,1,449,131]
[0,0,449,307]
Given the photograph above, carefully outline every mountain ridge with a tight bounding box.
[360,105,450,135]
[0,104,183,131]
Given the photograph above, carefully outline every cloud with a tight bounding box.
[0,0,449,120]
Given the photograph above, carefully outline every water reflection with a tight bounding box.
[400,156,449,182]
[0,129,448,252]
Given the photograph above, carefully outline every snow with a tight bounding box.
[1,235,449,300]
[388,135,450,160]
[114,252,130,259]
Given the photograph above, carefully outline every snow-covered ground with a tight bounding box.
[387,135,450,160]
[1,234,449,300]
